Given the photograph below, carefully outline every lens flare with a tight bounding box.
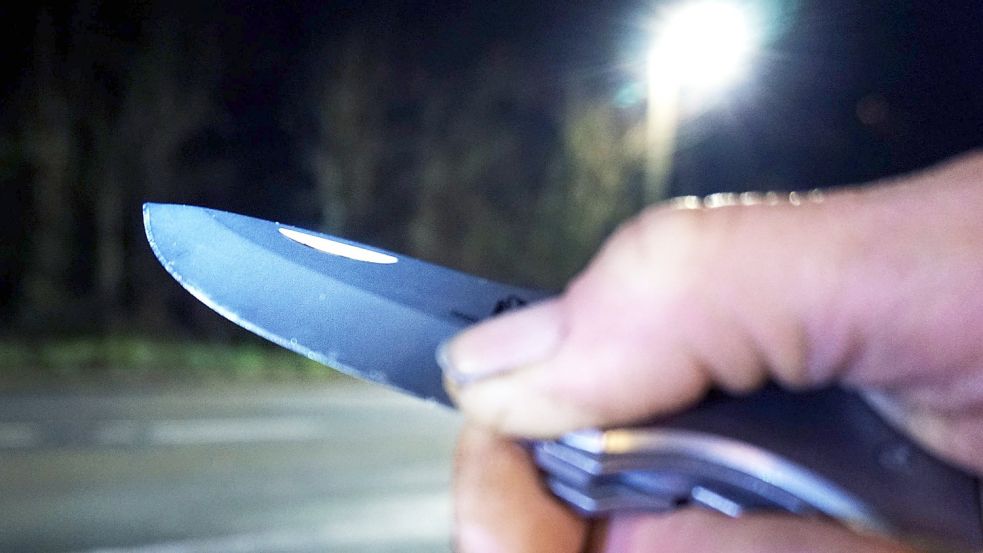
[649,1,760,99]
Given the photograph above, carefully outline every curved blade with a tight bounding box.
[143,203,550,406]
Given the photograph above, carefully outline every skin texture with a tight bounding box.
[442,151,983,552]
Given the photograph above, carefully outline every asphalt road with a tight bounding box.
[0,381,462,553]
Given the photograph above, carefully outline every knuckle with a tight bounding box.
[603,204,734,295]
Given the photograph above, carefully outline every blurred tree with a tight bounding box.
[18,9,79,331]
[304,28,639,290]
[66,0,139,332]
[13,3,227,335]
[409,48,558,286]
[113,12,224,331]
[308,31,390,239]
[531,91,645,283]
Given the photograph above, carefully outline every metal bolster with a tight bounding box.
[544,428,887,533]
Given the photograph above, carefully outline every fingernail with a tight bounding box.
[437,300,565,386]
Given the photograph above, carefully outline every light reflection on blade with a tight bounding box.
[279,227,398,264]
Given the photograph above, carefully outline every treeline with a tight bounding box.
[1,4,647,338]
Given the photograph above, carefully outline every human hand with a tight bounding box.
[441,151,983,552]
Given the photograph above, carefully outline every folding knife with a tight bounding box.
[143,203,981,552]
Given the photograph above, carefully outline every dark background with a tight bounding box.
[2,0,982,342]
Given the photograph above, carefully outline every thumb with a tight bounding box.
[440,152,983,440]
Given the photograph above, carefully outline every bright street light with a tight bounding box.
[650,0,759,98]
[643,0,760,202]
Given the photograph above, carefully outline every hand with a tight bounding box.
[441,151,983,552]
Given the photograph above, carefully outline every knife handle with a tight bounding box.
[531,386,983,552]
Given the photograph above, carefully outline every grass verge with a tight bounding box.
[0,336,345,388]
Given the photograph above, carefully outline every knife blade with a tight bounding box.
[143,203,982,552]
[143,202,549,406]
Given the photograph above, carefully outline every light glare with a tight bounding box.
[649,1,759,96]
[278,228,398,264]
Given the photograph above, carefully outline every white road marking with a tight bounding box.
[0,423,40,448]
[149,417,337,444]
[74,491,451,553]
[95,417,340,446]
[0,386,458,450]
[2,417,372,449]
[0,418,345,449]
